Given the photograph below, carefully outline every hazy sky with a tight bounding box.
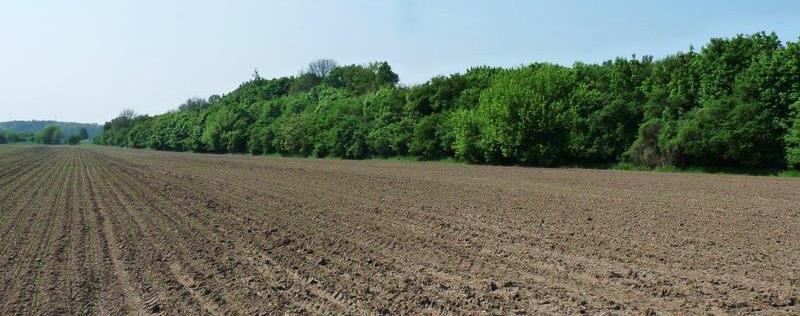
[2,1,799,124]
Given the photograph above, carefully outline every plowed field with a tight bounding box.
[0,145,798,315]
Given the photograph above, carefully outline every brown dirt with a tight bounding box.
[0,145,798,315]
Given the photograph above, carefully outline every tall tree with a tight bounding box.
[39,125,64,145]
[78,127,89,140]
[178,97,210,111]
[306,59,338,78]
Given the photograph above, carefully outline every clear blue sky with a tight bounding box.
[1,0,799,124]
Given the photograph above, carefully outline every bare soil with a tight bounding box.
[0,146,798,315]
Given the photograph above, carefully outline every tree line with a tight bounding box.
[0,120,101,139]
[95,32,800,170]
[0,126,89,145]
[0,130,34,144]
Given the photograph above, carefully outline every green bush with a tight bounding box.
[67,134,83,145]
[39,125,64,145]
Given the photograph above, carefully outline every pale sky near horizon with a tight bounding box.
[1,1,799,124]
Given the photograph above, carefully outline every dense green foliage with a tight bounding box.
[96,33,800,170]
[0,130,35,144]
[67,133,83,145]
[0,121,102,140]
[78,127,89,140]
[0,126,80,145]
[39,125,64,145]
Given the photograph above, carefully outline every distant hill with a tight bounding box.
[0,120,102,139]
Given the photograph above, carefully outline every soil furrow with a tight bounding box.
[81,150,150,315]
[95,150,350,314]
[1,146,798,315]
[1,150,73,314]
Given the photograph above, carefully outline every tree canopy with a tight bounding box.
[0,121,101,140]
[67,133,83,145]
[95,33,800,171]
[39,125,64,145]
